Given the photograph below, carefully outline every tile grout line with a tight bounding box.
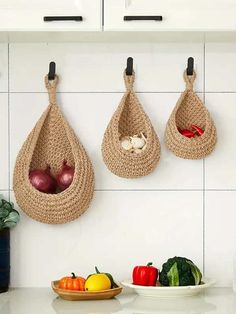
[93,189,203,192]
[6,188,236,192]
[102,0,104,30]
[203,42,206,276]
[6,91,206,94]
[7,43,10,202]
[5,91,236,94]
[205,189,236,191]
[203,163,206,275]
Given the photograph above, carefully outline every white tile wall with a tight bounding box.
[205,93,236,189]
[0,42,235,287]
[9,43,204,92]
[205,191,236,287]
[0,44,8,93]
[0,94,9,190]
[205,43,236,92]
[10,191,203,287]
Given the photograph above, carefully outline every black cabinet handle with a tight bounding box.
[44,16,83,22]
[124,16,162,21]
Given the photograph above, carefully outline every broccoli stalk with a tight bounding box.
[167,262,179,286]
[159,257,202,287]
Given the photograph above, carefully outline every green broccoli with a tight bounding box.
[159,257,202,286]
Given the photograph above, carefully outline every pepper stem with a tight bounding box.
[71,272,76,279]
[95,266,100,274]
[147,262,153,266]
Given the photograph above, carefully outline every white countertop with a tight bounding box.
[0,288,236,314]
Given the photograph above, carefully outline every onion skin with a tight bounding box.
[29,167,56,193]
[56,161,75,191]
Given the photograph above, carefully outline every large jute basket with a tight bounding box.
[13,75,94,224]
[102,72,161,178]
[165,71,217,159]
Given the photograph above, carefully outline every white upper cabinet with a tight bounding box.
[0,0,236,35]
[104,0,236,31]
[0,0,102,31]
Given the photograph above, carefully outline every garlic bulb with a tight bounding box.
[142,144,147,151]
[131,136,146,149]
[141,132,147,140]
[121,137,132,150]
[120,133,147,153]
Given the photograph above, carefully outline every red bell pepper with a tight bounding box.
[180,129,195,138]
[191,124,204,136]
[132,262,158,286]
[178,127,195,138]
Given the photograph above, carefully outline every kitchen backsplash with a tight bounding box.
[0,42,235,287]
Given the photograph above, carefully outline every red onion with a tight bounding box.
[56,161,75,191]
[29,166,56,193]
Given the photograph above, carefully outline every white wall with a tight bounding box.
[0,42,235,287]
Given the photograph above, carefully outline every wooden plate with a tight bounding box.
[51,281,123,301]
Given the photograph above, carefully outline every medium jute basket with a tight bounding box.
[165,71,217,159]
[13,75,94,224]
[102,72,161,178]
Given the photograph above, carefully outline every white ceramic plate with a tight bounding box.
[121,278,214,298]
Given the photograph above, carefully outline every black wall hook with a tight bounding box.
[187,57,194,76]
[126,57,133,76]
[48,61,56,80]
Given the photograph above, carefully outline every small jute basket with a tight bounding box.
[13,75,94,224]
[102,72,161,178]
[165,71,217,159]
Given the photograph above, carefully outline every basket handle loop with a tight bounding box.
[45,74,59,105]
[183,70,196,91]
[124,71,135,91]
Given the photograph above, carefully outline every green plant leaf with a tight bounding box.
[4,210,20,224]
[0,207,9,218]
[167,262,179,286]
[4,221,17,228]
[3,201,13,211]
[0,198,19,229]
[1,199,6,205]
[10,202,15,209]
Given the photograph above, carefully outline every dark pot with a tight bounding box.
[0,228,10,293]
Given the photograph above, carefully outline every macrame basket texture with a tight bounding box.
[102,72,161,178]
[165,71,217,159]
[13,75,94,224]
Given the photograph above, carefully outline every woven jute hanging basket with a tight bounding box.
[13,75,94,224]
[165,71,217,159]
[102,72,161,178]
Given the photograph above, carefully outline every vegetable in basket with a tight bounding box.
[56,160,75,191]
[29,161,75,194]
[159,256,202,286]
[29,166,56,194]
[192,125,204,136]
[178,125,204,138]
